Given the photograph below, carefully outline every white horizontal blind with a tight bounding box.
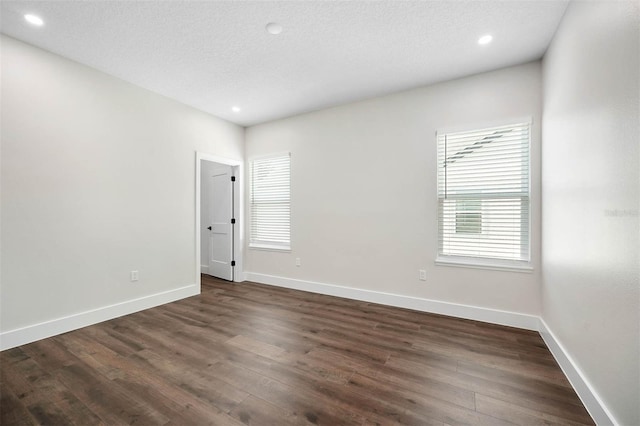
[250,153,291,249]
[437,122,530,263]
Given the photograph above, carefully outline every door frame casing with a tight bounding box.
[195,152,244,291]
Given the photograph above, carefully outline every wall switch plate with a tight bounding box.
[130,270,139,282]
[419,270,427,281]
[295,258,301,267]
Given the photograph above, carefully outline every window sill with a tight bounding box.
[249,243,291,252]
[435,256,533,273]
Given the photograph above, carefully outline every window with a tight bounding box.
[437,121,531,269]
[250,153,291,250]
[456,200,482,235]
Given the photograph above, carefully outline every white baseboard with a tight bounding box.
[538,319,617,426]
[201,264,209,273]
[0,284,199,351]
[244,272,539,330]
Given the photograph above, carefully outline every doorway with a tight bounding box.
[196,153,243,285]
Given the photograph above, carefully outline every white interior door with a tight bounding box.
[208,165,234,281]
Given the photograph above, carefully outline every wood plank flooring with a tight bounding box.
[1,275,594,425]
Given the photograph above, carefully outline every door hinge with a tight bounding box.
[231,218,236,224]
[231,176,236,182]
[231,260,236,267]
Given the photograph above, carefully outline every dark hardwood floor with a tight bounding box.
[1,275,593,425]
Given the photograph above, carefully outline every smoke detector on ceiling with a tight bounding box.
[266,23,283,35]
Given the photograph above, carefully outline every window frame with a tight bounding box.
[435,119,533,273]
[249,152,292,252]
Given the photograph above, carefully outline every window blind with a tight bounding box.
[437,122,530,264]
[250,153,291,250]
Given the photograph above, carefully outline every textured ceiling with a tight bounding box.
[0,1,568,126]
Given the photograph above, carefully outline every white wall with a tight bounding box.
[1,36,244,337]
[542,2,639,425]
[245,62,542,317]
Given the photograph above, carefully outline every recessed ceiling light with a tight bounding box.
[478,35,493,45]
[24,14,44,26]
[266,23,283,35]
[232,106,241,113]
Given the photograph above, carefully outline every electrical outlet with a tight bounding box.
[130,270,139,282]
[295,258,301,267]
[419,269,427,281]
